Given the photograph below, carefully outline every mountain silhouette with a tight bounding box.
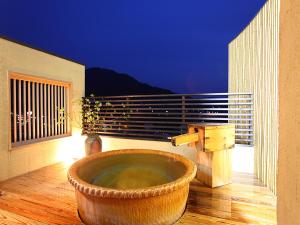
[85,68,173,96]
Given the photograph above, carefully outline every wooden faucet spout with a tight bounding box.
[171,132,199,146]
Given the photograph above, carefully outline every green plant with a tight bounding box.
[58,94,133,135]
[57,94,104,135]
[82,94,103,135]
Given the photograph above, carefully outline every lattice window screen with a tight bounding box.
[9,72,71,147]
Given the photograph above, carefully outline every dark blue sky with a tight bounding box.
[0,0,266,93]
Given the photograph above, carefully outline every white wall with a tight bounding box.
[99,136,253,174]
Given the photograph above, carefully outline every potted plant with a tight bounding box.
[58,94,104,156]
[82,94,103,156]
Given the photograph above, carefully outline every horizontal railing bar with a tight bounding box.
[87,123,252,131]
[236,128,253,132]
[95,107,253,111]
[235,133,253,137]
[85,120,251,126]
[88,93,253,99]
[236,138,253,142]
[85,131,167,138]
[90,128,181,134]
[97,124,185,129]
[85,125,252,133]
[87,120,187,125]
[86,102,253,107]
[85,124,252,132]
[97,112,253,116]
[84,116,252,121]
[99,97,253,103]
[187,98,253,101]
[98,134,171,142]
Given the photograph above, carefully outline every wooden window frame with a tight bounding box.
[8,72,72,149]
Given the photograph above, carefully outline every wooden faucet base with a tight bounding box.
[172,123,235,188]
[196,149,232,188]
[189,124,235,188]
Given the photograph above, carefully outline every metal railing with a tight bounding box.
[82,93,253,146]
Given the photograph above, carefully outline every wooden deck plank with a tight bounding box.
[0,192,82,225]
[0,209,47,225]
[176,212,248,225]
[0,162,276,225]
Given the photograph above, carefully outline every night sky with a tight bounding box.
[0,0,266,93]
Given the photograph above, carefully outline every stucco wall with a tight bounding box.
[277,0,300,224]
[0,38,85,181]
[228,0,280,193]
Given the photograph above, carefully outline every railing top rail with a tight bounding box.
[85,92,253,99]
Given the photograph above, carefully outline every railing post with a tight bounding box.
[82,97,85,135]
[249,94,254,146]
[182,96,186,124]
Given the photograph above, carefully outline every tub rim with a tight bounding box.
[68,149,196,199]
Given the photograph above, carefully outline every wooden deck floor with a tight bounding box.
[0,162,276,225]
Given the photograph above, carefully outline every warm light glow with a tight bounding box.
[232,146,254,173]
[56,129,86,167]
[63,156,76,167]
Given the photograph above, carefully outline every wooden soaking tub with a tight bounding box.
[68,149,196,225]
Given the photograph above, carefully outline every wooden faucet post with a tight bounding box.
[171,124,235,188]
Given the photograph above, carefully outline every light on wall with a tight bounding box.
[56,130,86,167]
